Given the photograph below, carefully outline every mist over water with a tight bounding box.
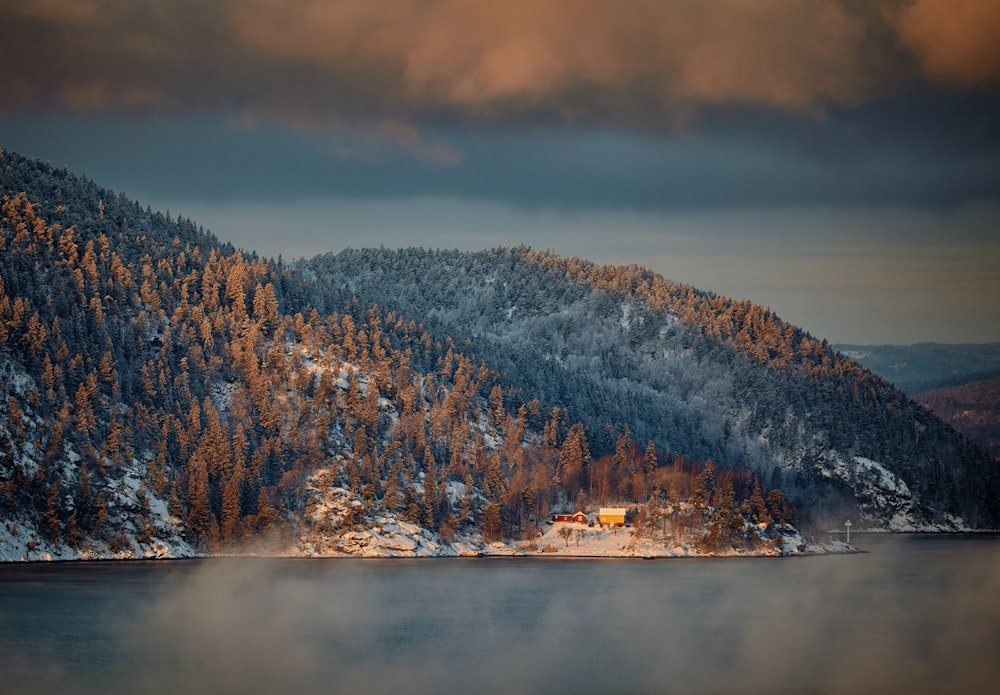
[1,535,998,695]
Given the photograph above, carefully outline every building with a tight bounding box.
[552,511,588,524]
[598,507,627,526]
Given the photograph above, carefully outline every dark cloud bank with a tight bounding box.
[4,0,1000,128]
[3,0,999,215]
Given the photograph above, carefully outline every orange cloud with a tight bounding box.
[19,0,101,23]
[894,0,1000,87]
[228,0,869,117]
[1,0,996,141]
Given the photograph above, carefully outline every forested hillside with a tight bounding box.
[0,150,997,563]
[1,150,796,560]
[305,248,1000,530]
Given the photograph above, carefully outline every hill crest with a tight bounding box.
[1,149,997,561]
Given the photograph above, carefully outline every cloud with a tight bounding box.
[230,0,874,113]
[326,121,463,166]
[18,0,100,23]
[894,0,1000,87]
[4,0,993,137]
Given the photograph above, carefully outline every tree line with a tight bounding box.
[1,152,793,552]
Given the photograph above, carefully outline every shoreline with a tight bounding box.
[1,536,857,563]
[0,548,858,564]
[6,529,998,564]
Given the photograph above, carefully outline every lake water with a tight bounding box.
[1,535,998,694]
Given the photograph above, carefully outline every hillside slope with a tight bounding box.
[305,247,999,530]
[1,149,799,559]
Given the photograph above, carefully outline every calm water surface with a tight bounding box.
[1,535,998,694]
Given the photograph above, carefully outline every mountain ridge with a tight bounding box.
[304,246,998,529]
[1,149,997,562]
[0,149,803,560]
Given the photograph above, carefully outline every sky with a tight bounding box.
[1,0,999,345]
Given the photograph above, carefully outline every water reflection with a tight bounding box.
[0,537,998,694]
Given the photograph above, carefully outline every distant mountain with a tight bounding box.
[914,378,1000,460]
[1,150,997,563]
[833,342,1000,395]
[835,343,1000,460]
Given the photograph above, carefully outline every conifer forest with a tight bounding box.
[1,150,997,559]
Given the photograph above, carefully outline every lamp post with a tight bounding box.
[844,519,852,545]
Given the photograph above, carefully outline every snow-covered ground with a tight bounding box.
[0,517,854,562]
[0,438,856,562]
[0,514,195,562]
[491,521,851,558]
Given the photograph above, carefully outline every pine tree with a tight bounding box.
[643,441,658,476]
[186,451,214,546]
[749,480,771,526]
[252,281,280,334]
[74,378,96,435]
[220,455,246,543]
[383,459,402,512]
[44,479,63,542]
[489,384,505,430]
[558,423,590,500]
[423,446,438,529]
[255,486,280,532]
[94,491,109,538]
[692,460,714,511]
[483,452,506,502]
[78,464,93,531]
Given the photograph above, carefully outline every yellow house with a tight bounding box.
[598,507,627,526]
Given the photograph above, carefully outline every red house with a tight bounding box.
[552,511,588,524]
